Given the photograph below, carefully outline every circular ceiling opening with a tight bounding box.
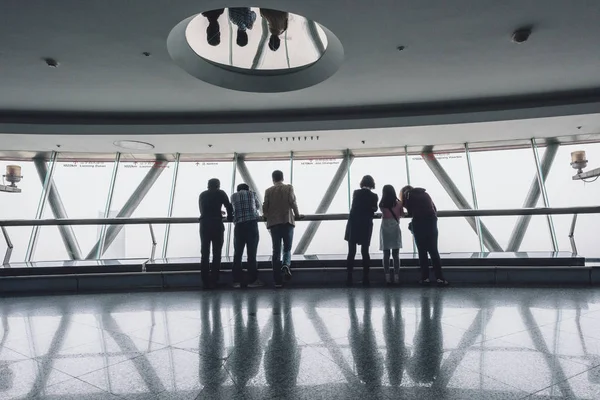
[187,8,328,70]
[167,7,343,92]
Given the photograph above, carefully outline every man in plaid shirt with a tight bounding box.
[231,183,263,287]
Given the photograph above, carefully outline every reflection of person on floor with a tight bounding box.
[228,7,256,47]
[226,294,262,388]
[201,9,225,46]
[407,292,443,384]
[348,292,383,386]
[383,292,409,386]
[264,291,300,390]
[199,294,228,390]
[259,8,289,51]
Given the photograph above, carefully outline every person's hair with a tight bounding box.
[237,183,249,192]
[380,185,398,209]
[268,35,281,51]
[359,175,375,189]
[272,170,284,182]
[400,185,413,202]
[207,178,220,190]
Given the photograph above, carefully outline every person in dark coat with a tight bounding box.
[345,175,378,286]
[400,185,449,286]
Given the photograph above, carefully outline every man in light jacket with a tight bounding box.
[263,170,302,288]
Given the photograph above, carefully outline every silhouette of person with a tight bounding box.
[348,292,384,387]
[383,292,409,386]
[264,291,300,392]
[202,9,225,46]
[259,9,289,51]
[407,292,443,384]
[228,7,256,47]
[225,294,262,388]
[199,294,228,391]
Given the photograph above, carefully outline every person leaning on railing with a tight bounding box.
[400,186,449,287]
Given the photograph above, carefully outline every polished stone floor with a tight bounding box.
[2,288,600,399]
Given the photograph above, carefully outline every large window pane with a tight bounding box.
[544,142,600,257]
[292,156,348,255]
[470,147,552,251]
[0,159,45,262]
[349,155,409,253]
[33,159,114,261]
[407,151,480,252]
[101,160,173,259]
[235,158,291,256]
[168,160,234,258]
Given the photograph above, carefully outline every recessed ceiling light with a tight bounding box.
[43,57,59,67]
[113,140,155,150]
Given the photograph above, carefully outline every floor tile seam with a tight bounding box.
[44,374,115,396]
[522,365,597,399]
[34,349,157,380]
[471,357,595,398]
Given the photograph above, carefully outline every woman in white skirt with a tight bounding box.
[379,185,403,284]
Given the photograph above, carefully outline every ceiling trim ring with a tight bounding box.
[167,15,344,93]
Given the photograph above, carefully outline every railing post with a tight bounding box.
[465,143,485,253]
[149,224,157,262]
[569,214,578,255]
[405,146,417,255]
[531,139,559,252]
[162,153,180,259]
[25,151,57,262]
[2,226,13,265]
[97,153,121,259]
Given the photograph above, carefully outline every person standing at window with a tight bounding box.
[345,175,378,286]
[231,183,263,288]
[199,178,233,289]
[263,170,302,288]
[400,185,449,286]
[379,184,403,284]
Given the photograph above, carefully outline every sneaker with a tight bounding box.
[418,278,430,286]
[232,282,241,289]
[436,279,450,287]
[281,265,292,281]
[385,273,392,284]
[394,272,400,284]
[247,279,264,288]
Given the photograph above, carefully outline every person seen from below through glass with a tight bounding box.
[202,9,224,46]
[345,175,378,286]
[259,8,289,51]
[379,184,404,284]
[231,183,263,288]
[228,7,256,47]
[199,178,233,289]
[400,185,449,286]
[263,170,303,288]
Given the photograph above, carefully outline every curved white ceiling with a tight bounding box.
[0,0,599,135]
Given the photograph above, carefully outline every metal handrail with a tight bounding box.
[0,206,599,227]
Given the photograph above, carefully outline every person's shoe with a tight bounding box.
[281,265,292,281]
[232,282,241,289]
[436,279,450,287]
[274,283,283,289]
[394,272,401,284]
[362,278,370,287]
[385,273,392,284]
[418,278,431,286]
[247,279,264,288]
